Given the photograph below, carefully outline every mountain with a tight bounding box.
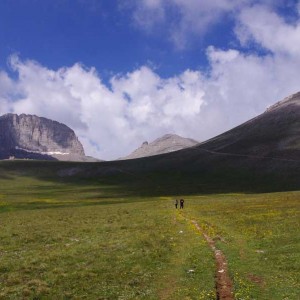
[121,91,299,163]
[54,91,300,194]
[196,91,300,160]
[0,113,98,162]
[121,134,199,160]
[1,92,299,194]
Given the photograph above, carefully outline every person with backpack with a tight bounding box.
[180,199,184,209]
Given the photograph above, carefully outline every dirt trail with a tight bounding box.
[189,218,234,300]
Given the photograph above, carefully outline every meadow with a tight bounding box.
[0,161,299,299]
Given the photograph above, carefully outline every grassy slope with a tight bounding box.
[0,160,299,299]
[184,192,300,300]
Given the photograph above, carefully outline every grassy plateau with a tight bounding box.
[0,160,299,299]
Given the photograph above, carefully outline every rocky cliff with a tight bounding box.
[121,134,199,160]
[0,113,91,161]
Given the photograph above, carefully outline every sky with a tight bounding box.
[0,0,299,160]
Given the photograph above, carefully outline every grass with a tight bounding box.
[0,200,215,299]
[0,174,215,299]
[0,161,299,299]
[183,192,300,300]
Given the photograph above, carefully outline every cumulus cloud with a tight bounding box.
[236,4,300,56]
[0,3,299,160]
[1,51,299,160]
[125,0,250,48]
[1,57,208,159]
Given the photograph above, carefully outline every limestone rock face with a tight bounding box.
[121,134,199,160]
[0,113,85,160]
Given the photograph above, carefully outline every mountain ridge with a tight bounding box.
[120,133,199,160]
[195,92,300,160]
[266,91,300,112]
[54,91,299,193]
[1,92,299,194]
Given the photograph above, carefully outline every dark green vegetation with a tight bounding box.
[0,160,299,299]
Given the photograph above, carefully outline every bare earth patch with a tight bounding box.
[247,274,265,288]
[190,220,234,300]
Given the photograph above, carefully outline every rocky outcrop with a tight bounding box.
[0,113,91,161]
[266,91,300,112]
[121,134,199,160]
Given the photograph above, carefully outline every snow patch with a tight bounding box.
[15,146,70,155]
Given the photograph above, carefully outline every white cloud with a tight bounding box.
[125,0,250,48]
[236,4,300,56]
[1,4,300,160]
[125,1,300,50]
[1,58,207,159]
[2,49,299,160]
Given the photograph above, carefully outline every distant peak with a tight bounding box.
[121,133,199,160]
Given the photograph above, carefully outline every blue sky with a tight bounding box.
[0,0,300,159]
[0,0,233,78]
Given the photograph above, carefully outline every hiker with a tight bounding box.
[180,199,184,209]
[174,199,178,209]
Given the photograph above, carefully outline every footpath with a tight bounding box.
[181,213,234,300]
